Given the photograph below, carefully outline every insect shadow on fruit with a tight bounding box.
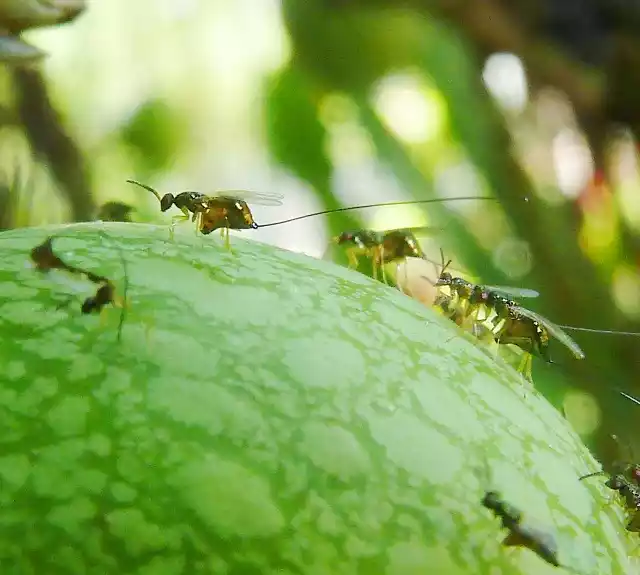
[29,230,129,342]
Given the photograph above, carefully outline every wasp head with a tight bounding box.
[335,231,356,245]
[159,193,175,212]
[435,271,453,287]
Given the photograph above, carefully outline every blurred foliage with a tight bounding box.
[3,0,640,470]
[119,98,186,178]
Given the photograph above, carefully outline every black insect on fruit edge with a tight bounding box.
[580,432,640,533]
[29,232,129,342]
[481,490,561,567]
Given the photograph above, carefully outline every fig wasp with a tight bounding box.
[579,433,640,533]
[125,179,284,249]
[29,231,129,342]
[127,178,497,252]
[329,227,442,289]
[423,250,585,379]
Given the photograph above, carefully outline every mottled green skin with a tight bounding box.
[0,223,636,574]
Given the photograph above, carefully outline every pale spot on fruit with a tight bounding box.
[530,449,593,521]
[106,508,172,556]
[111,482,138,503]
[0,454,31,489]
[3,360,26,380]
[67,353,104,381]
[283,336,366,390]
[137,555,185,575]
[172,454,285,538]
[142,331,221,377]
[46,396,91,436]
[148,376,267,440]
[47,497,96,534]
[368,411,463,483]
[30,376,59,399]
[387,541,462,575]
[302,422,371,481]
[411,378,488,441]
[76,468,108,494]
[86,433,111,457]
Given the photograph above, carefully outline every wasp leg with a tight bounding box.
[345,249,360,269]
[492,333,504,361]
[380,262,389,286]
[169,211,190,240]
[516,352,533,380]
[222,226,233,252]
[395,262,404,293]
[112,295,129,343]
[194,212,203,237]
[371,257,379,281]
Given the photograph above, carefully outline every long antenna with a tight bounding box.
[619,390,640,406]
[557,325,640,336]
[126,179,162,202]
[257,196,498,228]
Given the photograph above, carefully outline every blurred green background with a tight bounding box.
[3,0,640,470]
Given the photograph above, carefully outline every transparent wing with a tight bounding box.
[482,285,539,299]
[511,305,585,359]
[209,189,284,206]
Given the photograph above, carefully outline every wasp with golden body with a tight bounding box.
[330,227,437,289]
[126,179,284,249]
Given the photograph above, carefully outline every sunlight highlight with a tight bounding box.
[372,72,447,144]
[552,128,594,198]
[562,391,600,436]
[369,205,430,232]
[482,53,528,113]
[320,93,376,166]
[612,265,640,318]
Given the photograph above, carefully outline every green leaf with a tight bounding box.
[0,222,634,574]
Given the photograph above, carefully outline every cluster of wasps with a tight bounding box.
[26,180,640,571]
[52,177,635,374]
